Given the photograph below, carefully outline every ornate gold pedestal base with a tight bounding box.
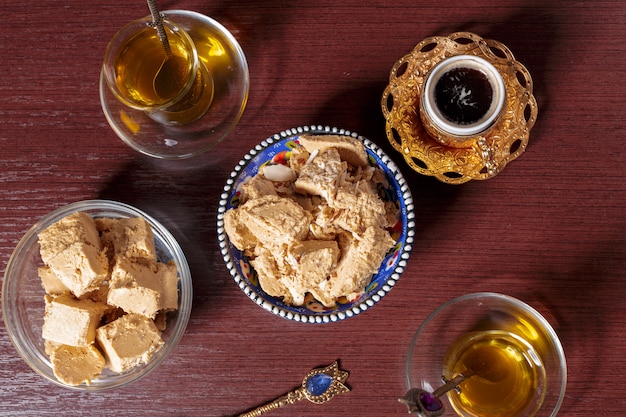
[381,32,538,184]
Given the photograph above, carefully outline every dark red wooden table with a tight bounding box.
[1,1,624,416]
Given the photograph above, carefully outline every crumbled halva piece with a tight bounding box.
[326,226,395,301]
[331,181,391,234]
[50,344,105,386]
[251,240,340,306]
[96,217,157,264]
[96,313,164,373]
[286,240,340,306]
[223,209,258,252]
[298,134,370,168]
[240,174,278,203]
[238,195,311,248]
[308,203,342,240]
[224,135,398,307]
[250,247,289,300]
[288,145,311,175]
[294,148,346,202]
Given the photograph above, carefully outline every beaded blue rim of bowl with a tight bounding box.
[217,125,415,323]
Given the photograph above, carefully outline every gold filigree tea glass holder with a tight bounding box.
[382,32,538,184]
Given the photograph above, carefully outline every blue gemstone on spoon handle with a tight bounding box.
[306,373,334,396]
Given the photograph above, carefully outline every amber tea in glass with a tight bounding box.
[103,17,213,126]
[405,293,566,417]
[443,330,546,417]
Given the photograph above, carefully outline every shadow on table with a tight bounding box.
[309,3,564,265]
[520,238,622,414]
[195,0,300,123]
[435,6,562,152]
[98,153,232,320]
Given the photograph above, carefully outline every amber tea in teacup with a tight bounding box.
[103,17,213,126]
[405,293,566,417]
[443,329,546,417]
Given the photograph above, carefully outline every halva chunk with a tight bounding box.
[326,226,396,300]
[38,212,109,298]
[239,174,278,203]
[38,266,69,295]
[96,217,157,263]
[96,313,164,373]
[294,148,346,202]
[38,212,101,261]
[108,257,178,318]
[238,195,311,247]
[298,134,369,167]
[50,344,105,386]
[42,294,107,347]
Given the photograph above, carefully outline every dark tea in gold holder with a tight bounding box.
[382,32,537,184]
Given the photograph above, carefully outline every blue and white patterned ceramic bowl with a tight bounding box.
[217,125,415,323]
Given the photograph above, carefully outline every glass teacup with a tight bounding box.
[102,16,213,126]
[403,293,567,417]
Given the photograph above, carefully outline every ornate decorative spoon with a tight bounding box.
[237,361,350,416]
[400,349,510,415]
[146,0,171,57]
[399,373,469,416]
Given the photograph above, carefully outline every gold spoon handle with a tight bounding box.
[237,361,350,417]
[146,0,171,57]
[238,388,306,417]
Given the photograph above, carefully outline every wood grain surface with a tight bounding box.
[1,1,624,416]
